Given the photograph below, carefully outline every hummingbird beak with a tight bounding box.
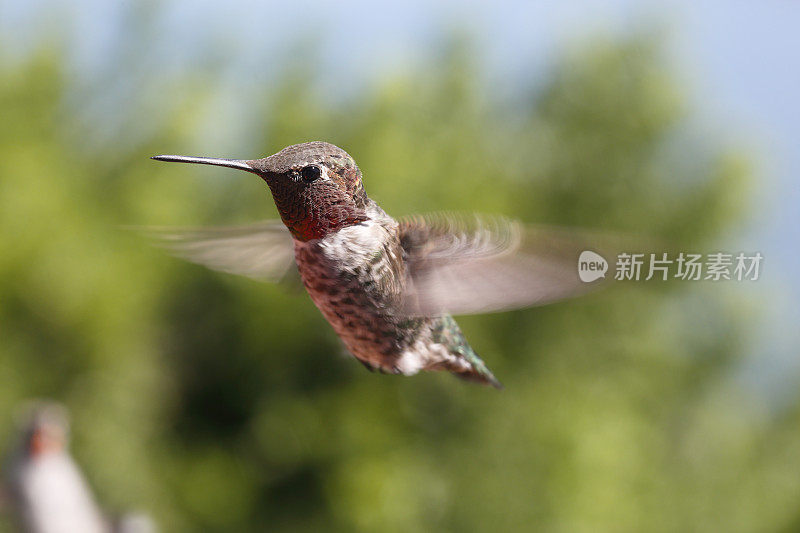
[151,155,257,173]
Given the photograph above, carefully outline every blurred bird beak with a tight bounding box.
[151,155,257,173]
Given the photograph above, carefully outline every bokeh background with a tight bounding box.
[1,1,799,531]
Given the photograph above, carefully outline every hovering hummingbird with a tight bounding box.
[149,141,602,388]
[3,402,156,533]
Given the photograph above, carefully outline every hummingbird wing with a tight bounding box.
[139,221,296,282]
[398,213,614,316]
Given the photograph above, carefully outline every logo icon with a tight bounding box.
[578,250,608,283]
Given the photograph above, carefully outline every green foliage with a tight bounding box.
[0,32,796,533]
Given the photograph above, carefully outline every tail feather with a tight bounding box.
[431,315,503,389]
[453,365,504,389]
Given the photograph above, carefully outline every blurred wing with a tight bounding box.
[399,213,615,316]
[139,221,296,282]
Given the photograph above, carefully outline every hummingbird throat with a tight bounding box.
[268,181,368,241]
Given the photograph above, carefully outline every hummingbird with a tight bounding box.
[3,402,156,533]
[149,141,600,388]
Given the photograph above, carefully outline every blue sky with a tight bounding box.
[3,0,798,391]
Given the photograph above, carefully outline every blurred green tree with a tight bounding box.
[0,28,796,533]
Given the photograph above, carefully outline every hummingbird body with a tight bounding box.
[150,141,596,388]
[294,209,497,384]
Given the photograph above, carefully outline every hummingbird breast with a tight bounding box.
[293,214,428,373]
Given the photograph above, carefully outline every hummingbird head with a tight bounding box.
[20,403,69,459]
[152,141,369,241]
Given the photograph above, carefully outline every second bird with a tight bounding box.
[150,141,600,388]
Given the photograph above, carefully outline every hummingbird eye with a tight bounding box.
[301,165,321,183]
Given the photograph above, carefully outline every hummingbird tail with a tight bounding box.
[451,364,504,390]
[432,315,503,389]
